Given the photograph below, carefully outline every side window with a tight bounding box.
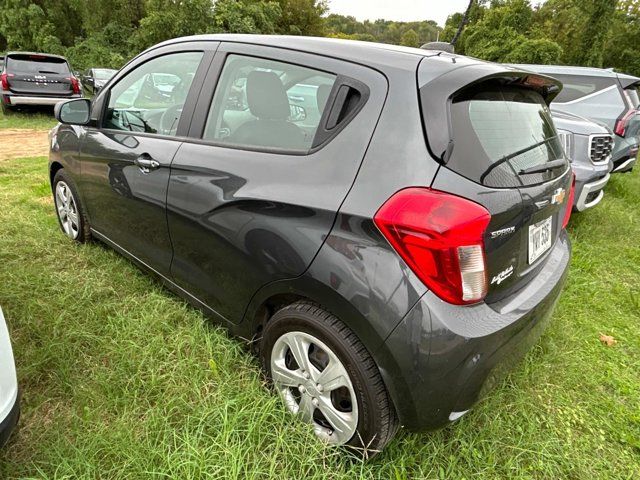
[203,55,337,152]
[103,51,203,136]
[553,74,616,103]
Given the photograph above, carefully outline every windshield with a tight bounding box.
[6,55,70,75]
[94,69,115,80]
[448,86,566,188]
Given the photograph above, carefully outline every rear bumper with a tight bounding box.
[3,95,81,106]
[376,231,571,431]
[574,173,610,212]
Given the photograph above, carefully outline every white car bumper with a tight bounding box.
[7,96,68,106]
[0,306,19,445]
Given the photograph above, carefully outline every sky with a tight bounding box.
[326,0,546,28]
[326,0,474,27]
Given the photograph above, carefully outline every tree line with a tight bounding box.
[0,0,638,77]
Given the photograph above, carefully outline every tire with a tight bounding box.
[52,169,91,243]
[1,102,13,115]
[260,301,398,455]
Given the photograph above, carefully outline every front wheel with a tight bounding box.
[53,169,91,242]
[260,302,398,454]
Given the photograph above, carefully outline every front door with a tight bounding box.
[78,49,210,275]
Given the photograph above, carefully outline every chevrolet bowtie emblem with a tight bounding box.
[551,188,566,205]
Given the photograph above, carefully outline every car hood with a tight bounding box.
[551,108,611,135]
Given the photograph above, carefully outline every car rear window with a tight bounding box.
[447,85,567,188]
[624,87,640,108]
[6,54,70,75]
[552,74,615,103]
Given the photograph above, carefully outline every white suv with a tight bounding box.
[0,307,19,446]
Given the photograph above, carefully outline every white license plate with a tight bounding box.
[528,217,553,264]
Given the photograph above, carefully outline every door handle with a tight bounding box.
[135,154,160,173]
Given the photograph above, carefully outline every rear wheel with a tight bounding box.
[53,169,91,243]
[260,301,398,455]
[1,102,13,115]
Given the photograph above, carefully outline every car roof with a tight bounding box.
[146,34,464,73]
[5,51,68,61]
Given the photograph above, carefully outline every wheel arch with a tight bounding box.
[242,276,389,355]
[49,161,64,189]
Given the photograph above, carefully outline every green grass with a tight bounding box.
[0,156,638,479]
[0,108,57,130]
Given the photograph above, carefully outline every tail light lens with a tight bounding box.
[562,173,576,229]
[614,109,637,137]
[1,73,13,90]
[68,76,81,94]
[374,188,491,305]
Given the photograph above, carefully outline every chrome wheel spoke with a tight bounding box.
[286,335,312,375]
[297,394,315,422]
[316,358,349,392]
[67,210,78,226]
[271,362,305,388]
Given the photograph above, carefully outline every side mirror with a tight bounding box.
[55,98,91,125]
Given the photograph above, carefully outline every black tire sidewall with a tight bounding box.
[260,307,382,449]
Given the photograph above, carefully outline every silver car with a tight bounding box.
[509,64,639,173]
[553,110,613,211]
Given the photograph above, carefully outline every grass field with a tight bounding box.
[0,108,57,130]
[0,111,638,478]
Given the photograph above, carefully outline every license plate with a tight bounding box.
[528,217,552,264]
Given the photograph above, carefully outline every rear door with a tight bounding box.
[166,42,387,323]
[429,81,571,302]
[4,53,74,97]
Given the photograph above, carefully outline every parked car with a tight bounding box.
[81,68,116,96]
[509,64,639,173]
[1,52,82,113]
[0,307,19,447]
[553,110,613,211]
[49,35,572,453]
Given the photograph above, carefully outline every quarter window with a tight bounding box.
[103,52,203,136]
[203,55,337,152]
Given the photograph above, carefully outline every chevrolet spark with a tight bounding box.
[49,35,572,453]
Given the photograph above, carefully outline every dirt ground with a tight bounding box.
[0,129,50,160]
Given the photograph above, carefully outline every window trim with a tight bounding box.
[187,44,370,156]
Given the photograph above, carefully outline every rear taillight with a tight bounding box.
[68,76,81,94]
[562,173,576,229]
[614,109,637,137]
[1,73,13,90]
[374,188,491,305]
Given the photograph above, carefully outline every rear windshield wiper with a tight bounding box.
[519,158,567,175]
[38,70,62,74]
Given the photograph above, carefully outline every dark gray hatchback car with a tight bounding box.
[49,35,572,453]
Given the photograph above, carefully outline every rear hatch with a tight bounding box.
[420,63,572,303]
[4,53,74,96]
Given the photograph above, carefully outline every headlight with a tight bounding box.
[557,129,574,161]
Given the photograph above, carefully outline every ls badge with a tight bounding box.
[491,265,514,285]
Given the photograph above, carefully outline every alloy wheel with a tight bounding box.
[55,181,80,239]
[270,331,358,445]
